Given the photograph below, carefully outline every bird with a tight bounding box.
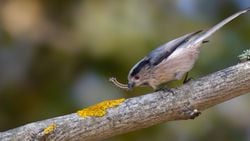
[110,7,250,91]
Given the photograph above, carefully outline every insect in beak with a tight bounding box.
[109,77,129,90]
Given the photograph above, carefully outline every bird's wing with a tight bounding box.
[129,30,202,77]
[147,30,203,66]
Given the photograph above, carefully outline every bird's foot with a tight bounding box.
[155,87,175,95]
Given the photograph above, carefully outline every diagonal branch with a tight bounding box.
[0,61,250,141]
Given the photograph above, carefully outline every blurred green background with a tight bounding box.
[0,0,250,141]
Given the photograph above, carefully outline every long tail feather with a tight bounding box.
[194,7,250,44]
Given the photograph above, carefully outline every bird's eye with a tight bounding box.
[134,76,140,80]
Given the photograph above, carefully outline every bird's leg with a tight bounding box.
[183,72,193,84]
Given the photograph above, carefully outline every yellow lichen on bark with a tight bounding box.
[43,124,56,135]
[77,98,125,118]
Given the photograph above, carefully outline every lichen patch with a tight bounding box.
[77,98,125,118]
[43,123,56,135]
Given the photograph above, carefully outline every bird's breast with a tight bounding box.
[149,46,201,85]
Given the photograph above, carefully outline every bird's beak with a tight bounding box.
[128,82,135,90]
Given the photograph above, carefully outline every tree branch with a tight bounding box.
[0,61,250,141]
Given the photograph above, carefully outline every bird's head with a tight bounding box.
[128,63,151,90]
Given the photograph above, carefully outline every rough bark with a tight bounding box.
[0,61,250,141]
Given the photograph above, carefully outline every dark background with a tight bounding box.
[0,0,250,141]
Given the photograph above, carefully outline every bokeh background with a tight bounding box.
[0,0,250,140]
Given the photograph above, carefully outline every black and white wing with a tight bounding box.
[147,30,203,66]
[129,30,202,77]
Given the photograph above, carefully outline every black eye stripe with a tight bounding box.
[130,59,150,77]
